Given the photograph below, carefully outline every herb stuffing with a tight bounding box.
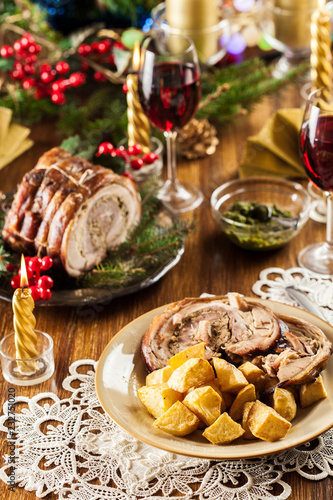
[222,200,297,250]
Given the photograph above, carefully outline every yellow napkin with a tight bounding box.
[0,107,34,171]
[239,108,307,179]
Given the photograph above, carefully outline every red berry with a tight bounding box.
[112,146,126,157]
[22,78,36,90]
[20,36,30,49]
[69,72,86,86]
[128,143,142,156]
[6,263,17,272]
[51,92,66,105]
[28,256,42,273]
[142,152,158,164]
[25,54,37,64]
[81,62,89,72]
[13,41,23,53]
[22,64,35,75]
[37,275,54,290]
[114,41,125,50]
[97,41,109,54]
[41,256,53,271]
[78,43,92,56]
[55,61,70,74]
[91,41,100,52]
[40,63,52,73]
[130,158,144,170]
[51,79,66,92]
[11,69,25,80]
[10,275,20,289]
[122,172,135,182]
[30,286,41,301]
[41,70,56,83]
[0,45,14,58]
[96,142,114,156]
[94,71,107,82]
[122,82,128,93]
[40,288,52,300]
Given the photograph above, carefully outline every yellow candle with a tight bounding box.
[274,0,320,50]
[310,1,332,94]
[13,255,37,372]
[165,0,219,62]
[127,41,150,153]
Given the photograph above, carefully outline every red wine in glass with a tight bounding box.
[139,62,200,132]
[298,85,333,274]
[138,32,203,213]
[301,115,333,192]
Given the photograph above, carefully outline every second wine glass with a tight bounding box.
[299,85,333,274]
[138,32,203,213]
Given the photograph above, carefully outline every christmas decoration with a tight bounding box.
[177,118,219,160]
[96,140,159,172]
[11,255,54,301]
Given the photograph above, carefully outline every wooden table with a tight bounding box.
[1,83,333,500]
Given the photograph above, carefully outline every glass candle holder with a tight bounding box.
[121,137,164,184]
[151,2,230,65]
[0,330,54,386]
[260,0,319,77]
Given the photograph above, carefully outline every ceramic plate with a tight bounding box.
[95,298,333,459]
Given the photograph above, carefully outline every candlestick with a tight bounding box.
[127,41,150,153]
[310,2,332,95]
[13,255,37,372]
[165,0,219,61]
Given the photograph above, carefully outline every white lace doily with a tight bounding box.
[1,266,333,500]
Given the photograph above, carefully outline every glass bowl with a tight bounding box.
[210,177,311,251]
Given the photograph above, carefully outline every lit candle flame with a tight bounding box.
[20,254,29,288]
[132,40,141,73]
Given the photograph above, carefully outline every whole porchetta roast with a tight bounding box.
[3,147,141,277]
[141,293,333,387]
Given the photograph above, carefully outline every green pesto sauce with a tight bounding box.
[223,201,294,251]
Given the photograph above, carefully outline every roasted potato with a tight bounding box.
[238,362,264,385]
[153,400,200,436]
[202,412,245,444]
[146,365,174,386]
[247,400,291,442]
[299,375,328,408]
[213,358,248,394]
[242,401,256,440]
[183,386,222,426]
[273,388,297,422]
[167,358,215,393]
[138,384,183,418]
[229,383,256,422]
[167,342,206,370]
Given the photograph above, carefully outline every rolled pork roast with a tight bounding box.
[141,293,333,386]
[2,147,141,277]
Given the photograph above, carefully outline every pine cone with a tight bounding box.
[177,118,219,160]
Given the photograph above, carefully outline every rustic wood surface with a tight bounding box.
[1,83,333,499]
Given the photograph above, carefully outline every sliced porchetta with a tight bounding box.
[141,293,333,386]
[253,314,333,386]
[141,293,282,371]
[2,147,141,277]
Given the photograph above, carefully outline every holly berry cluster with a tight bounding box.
[0,32,86,105]
[77,38,125,82]
[96,142,159,174]
[10,256,54,301]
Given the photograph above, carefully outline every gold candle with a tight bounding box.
[311,1,332,94]
[165,0,219,62]
[126,41,150,153]
[275,0,320,50]
[13,255,37,372]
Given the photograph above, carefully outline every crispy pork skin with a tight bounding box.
[3,147,141,277]
[141,294,333,386]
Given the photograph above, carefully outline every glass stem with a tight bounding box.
[326,192,333,246]
[164,131,178,189]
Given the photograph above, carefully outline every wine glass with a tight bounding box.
[299,85,333,274]
[138,32,203,213]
